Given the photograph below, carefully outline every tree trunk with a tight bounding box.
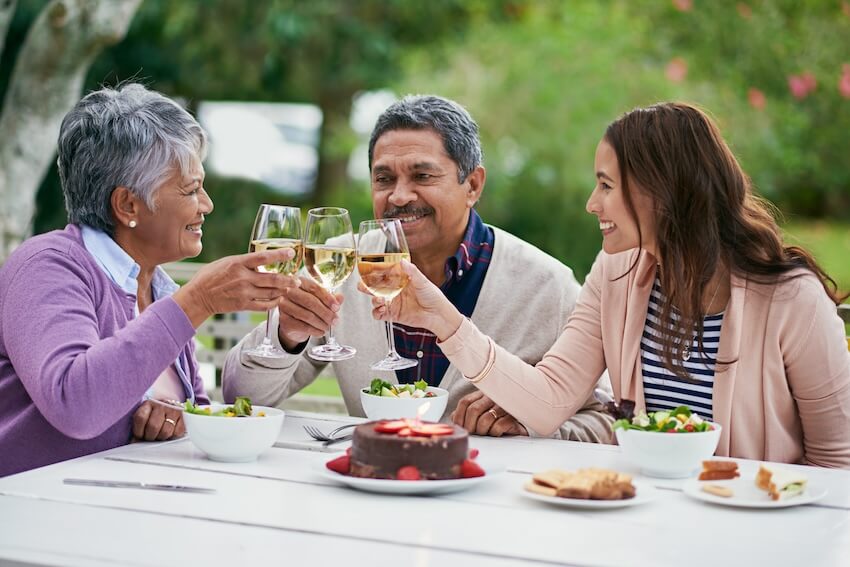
[313,95,354,206]
[0,0,18,56]
[0,0,142,262]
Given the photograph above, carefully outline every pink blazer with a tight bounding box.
[441,249,850,468]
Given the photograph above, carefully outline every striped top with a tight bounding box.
[641,276,724,420]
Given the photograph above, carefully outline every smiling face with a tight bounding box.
[586,139,657,256]
[370,129,483,262]
[128,159,213,267]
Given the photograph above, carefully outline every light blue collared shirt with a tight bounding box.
[80,225,195,403]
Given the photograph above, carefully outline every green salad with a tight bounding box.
[184,396,263,417]
[363,378,435,398]
[612,405,714,433]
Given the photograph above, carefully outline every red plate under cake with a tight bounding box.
[349,420,469,480]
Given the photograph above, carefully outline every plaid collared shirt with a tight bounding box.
[394,210,494,387]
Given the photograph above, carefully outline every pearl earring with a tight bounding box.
[128,220,137,228]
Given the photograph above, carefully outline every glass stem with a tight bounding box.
[262,308,274,346]
[326,286,339,348]
[385,298,398,358]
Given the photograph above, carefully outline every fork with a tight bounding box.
[303,423,357,442]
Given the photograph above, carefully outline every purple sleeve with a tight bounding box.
[2,251,196,439]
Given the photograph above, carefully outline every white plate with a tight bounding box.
[318,461,503,495]
[682,478,827,509]
[521,480,658,509]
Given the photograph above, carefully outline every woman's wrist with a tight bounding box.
[431,302,464,342]
[172,286,211,328]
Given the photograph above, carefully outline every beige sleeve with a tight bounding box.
[221,309,325,407]
[782,280,850,468]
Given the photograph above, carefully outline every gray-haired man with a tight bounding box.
[223,95,613,441]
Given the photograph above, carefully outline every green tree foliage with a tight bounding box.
[629,0,850,217]
[93,0,525,203]
[392,2,684,279]
[388,0,850,279]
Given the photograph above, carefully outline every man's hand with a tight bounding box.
[451,391,528,437]
[277,276,343,350]
[132,400,185,441]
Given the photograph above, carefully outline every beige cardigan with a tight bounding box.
[441,248,850,467]
[222,227,614,442]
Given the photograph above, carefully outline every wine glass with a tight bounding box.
[244,204,303,358]
[357,218,418,371]
[304,207,357,361]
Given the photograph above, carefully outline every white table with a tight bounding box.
[1,411,848,567]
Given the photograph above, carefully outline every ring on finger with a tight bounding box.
[487,408,499,420]
[164,417,176,426]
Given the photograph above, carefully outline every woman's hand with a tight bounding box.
[132,400,185,441]
[173,248,301,327]
[359,260,463,341]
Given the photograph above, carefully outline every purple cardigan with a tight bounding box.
[0,225,208,476]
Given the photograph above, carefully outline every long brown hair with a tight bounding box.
[605,102,845,379]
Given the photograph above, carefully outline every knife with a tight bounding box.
[63,478,215,494]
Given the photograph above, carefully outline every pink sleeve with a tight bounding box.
[782,279,850,468]
[438,256,608,435]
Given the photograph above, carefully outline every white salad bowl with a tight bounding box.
[616,424,722,479]
[183,404,285,463]
[360,386,449,422]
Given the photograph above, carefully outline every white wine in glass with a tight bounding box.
[249,238,303,275]
[357,219,418,371]
[244,204,302,358]
[304,207,357,361]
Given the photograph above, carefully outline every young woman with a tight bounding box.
[364,102,850,468]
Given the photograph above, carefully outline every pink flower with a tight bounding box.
[788,72,817,100]
[672,0,692,12]
[737,3,753,19]
[748,88,766,110]
[788,75,808,100]
[801,71,817,93]
[665,57,688,83]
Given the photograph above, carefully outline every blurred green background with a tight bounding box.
[3,0,849,289]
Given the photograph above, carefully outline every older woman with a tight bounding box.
[0,84,295,476]
[368,102,850,468]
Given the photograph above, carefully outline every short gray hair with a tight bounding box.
[368,95,483,184]
[57,83,207,234]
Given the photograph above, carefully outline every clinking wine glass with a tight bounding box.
[304,207,357,361]
[244,204,303,358]
[357,218,418,371]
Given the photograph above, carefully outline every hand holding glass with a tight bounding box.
[304,207,357,361]
[357,218,418,371]
[244,204,303,358]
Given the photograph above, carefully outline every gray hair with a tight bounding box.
[368,95,483,184]
[57,83,207,234]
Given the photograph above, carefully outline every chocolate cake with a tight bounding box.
[349,420,469,480]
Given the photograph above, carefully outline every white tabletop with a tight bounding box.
[1,411,848,567]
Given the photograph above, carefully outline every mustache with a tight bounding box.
[382,206,434,218]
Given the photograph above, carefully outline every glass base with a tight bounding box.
[309,343,356,362]
[244,342,287,359]
[370,353,419,371]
